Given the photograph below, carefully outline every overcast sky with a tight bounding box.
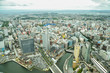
[0,0,110,10]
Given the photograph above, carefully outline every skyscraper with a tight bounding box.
[0,35,5,53]
[74,43,80,63]
[82,42,91,63]
[20,38,35,54]
[85,42,91,63]
[42,28,50,50]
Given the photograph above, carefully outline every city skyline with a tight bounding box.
[0,0,110,10]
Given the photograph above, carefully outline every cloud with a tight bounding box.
[0,0,5,1]
[91,0,110,9]
[0,0,109,10]
[0,0,31,6]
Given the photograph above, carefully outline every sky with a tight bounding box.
[0,0,110,10]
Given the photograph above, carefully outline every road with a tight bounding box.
[65,49,74,53]
[50,64,63,73]
[38,47,62,73]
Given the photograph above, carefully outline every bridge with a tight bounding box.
[50,63,63,73]
[65,49,74,53]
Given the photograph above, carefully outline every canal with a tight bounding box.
[56,53,71,72]
[0,53,71,73]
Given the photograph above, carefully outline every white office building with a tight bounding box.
[42,28,50,50]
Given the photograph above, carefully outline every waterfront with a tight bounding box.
[0,61,51,73]
[56,53,71,72]
[0,53,71,73]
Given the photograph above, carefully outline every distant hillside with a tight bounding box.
[0,10,110,15]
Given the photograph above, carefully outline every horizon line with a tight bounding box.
[0,9,110,11]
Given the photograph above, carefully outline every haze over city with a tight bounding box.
[0,0,110,10]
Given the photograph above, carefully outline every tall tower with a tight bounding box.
[42,28,50,50]
[74,43,80,63]
[85,42,91,63]
[0,34,5,55]
[82,42,91,63]
[73,43,80,69]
